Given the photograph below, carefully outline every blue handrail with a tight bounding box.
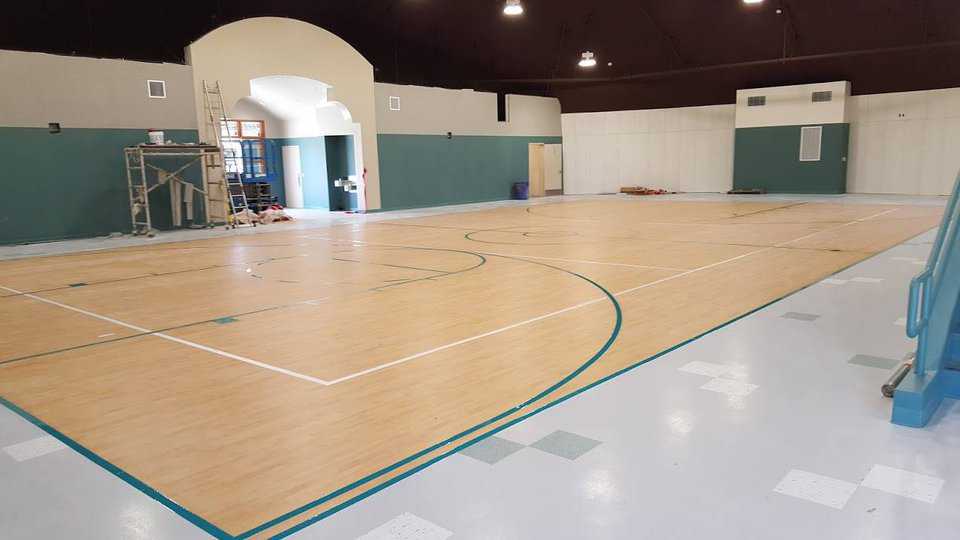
[909,170,960,375]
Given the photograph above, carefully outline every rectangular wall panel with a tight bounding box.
[561,104,736,195]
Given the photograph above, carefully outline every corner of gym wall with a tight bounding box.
[0,49,198,244]
[374,83,562,210]
[185,17,382,209]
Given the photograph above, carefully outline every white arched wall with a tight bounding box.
[185,17,381,209]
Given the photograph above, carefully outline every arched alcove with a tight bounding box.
[185,17,379,210]
[231,75,363,210]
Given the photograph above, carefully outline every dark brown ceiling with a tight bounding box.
[3,0,959,112]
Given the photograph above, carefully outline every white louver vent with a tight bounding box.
[812,90,833,103]
[147,80,166,99]
[389,96,401,111]
[799,126,823,162]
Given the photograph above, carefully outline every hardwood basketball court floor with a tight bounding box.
[0,198,943,538]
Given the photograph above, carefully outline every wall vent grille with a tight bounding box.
[389,96,401,111]
[812,90,833,103]
[799,126,823,162]
[147,80,166,99]
[747,95,766,107]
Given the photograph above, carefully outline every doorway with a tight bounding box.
[281,145,304,208]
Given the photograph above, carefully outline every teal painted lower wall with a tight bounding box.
[0,127,199,245]
[733,123,849,194]
[377,134,562,210]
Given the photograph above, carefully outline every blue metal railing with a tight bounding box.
[907,170,960,375]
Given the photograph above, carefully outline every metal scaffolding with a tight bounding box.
[124,144,231,236]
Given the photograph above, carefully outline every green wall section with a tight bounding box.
[377,134,562,210]
[0,127,199,245]
[325,135,357,211]
[733,123,849,194]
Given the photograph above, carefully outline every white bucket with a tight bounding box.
[147,130,164,145]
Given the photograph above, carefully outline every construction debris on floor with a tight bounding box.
[230,205,294,226]
[620,186,676,196]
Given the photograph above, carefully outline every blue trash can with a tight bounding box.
[511,181,529,200]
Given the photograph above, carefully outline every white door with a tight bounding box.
[282,145,304,208]
[544,144,563,192]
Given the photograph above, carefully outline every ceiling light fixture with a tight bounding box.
[743,0,764,4]
[503,0,523,16]
[578,51,597,68]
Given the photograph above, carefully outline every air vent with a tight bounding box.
[812,90,833,103]
[389,96,401,111]
[147,80,166,99]
[747,95,766,107]
[799,126,823,162]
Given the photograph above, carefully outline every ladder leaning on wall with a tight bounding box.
[201,80,254,228]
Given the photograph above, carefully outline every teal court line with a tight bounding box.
[0,227,935,539]
[236,254,623,538]
[0,396,234,539]
[0,248,619,540]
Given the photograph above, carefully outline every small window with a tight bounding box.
[812,90,833,103]
[799,126,823,162]
[497,93,508,122]
[389,96,401,111]
[747,95,766,107]
[147,80,166,99]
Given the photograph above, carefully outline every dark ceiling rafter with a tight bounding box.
[443,39,960,87]
[635,2,684,68]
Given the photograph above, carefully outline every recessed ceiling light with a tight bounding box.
[503,0,523,16]
[743,0,764,4]
[578,51,597,68]
[607,61,613,67]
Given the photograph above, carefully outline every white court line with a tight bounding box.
[471,251,686,272]
[8,207,898,388]
[0,285,331,386]
[317,207,899,384]
[775,208,898,247]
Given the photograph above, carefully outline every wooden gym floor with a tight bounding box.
[0,198,944,539]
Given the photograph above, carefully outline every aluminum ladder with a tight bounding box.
[201,80,254,228]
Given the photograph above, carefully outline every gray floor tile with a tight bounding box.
[529,430,601,460]
[782,312,821,322]
[457,436,525,465]
[848,354,901,370]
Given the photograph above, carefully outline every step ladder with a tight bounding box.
[201,80,255,228]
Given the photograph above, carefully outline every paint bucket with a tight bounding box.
[147,129,164,145]
[511,182,529,200]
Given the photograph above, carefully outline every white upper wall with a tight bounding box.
[375,83,561,136]
[0,49,196,130]
[735,81,850,128]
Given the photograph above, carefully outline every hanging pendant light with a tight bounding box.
[578,51,597,68]
[503,0,523,16]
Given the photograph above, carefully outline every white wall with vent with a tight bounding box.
[561,104,735,194]
[847,88,960,195]
[562,85,960,196]
[735,81,850,128]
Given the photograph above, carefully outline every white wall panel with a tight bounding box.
[561,104,736,194]
[847,88,960,195]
